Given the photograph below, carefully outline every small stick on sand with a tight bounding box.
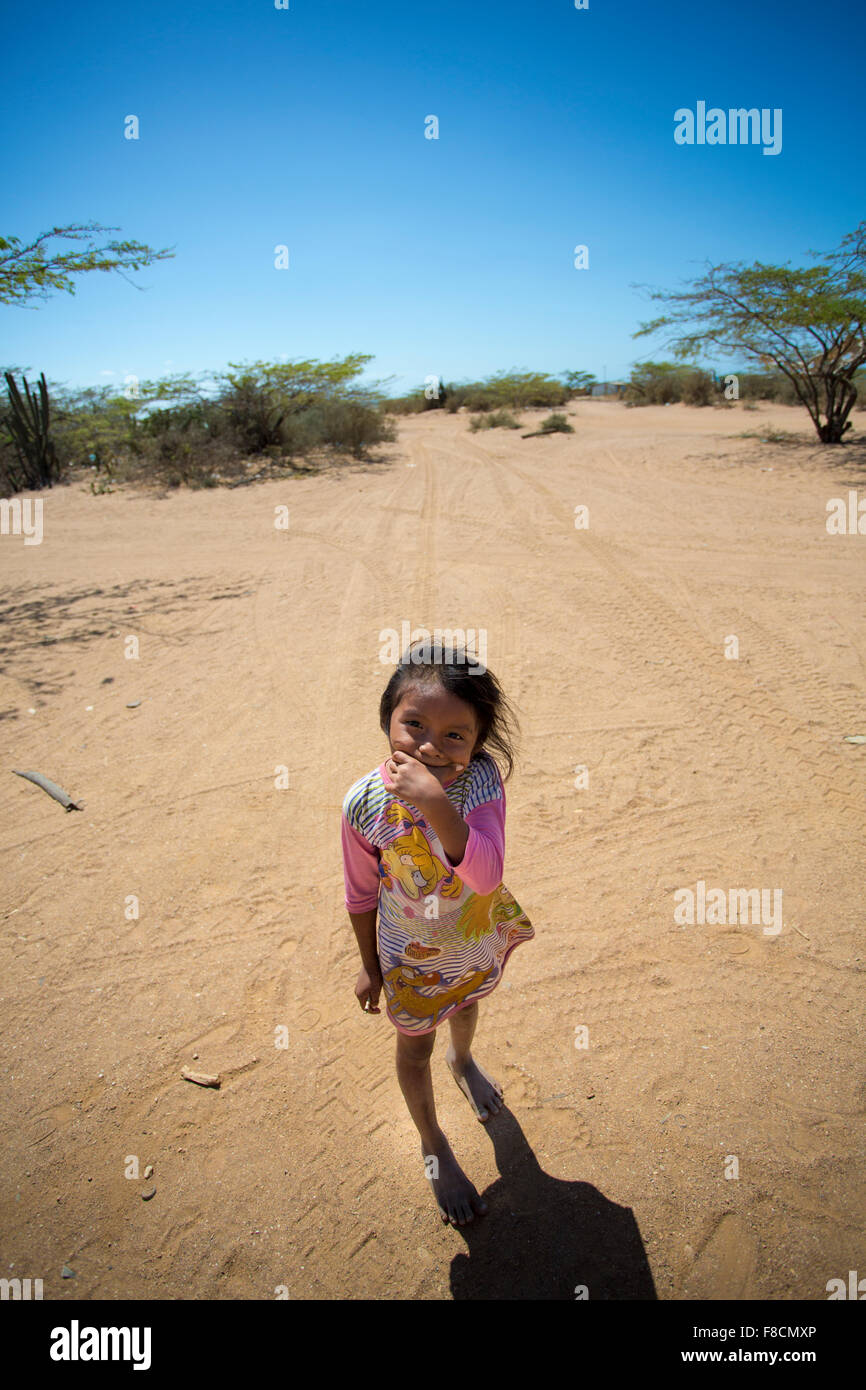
[181,1068,221,1088]
[13,769,83,812]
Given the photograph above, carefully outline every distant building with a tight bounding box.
[590,381,627,397]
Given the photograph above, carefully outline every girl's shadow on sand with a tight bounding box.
[450,1106,656,1300]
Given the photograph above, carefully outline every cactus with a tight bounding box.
[2,370,60,490]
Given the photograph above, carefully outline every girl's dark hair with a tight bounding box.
[379,639,519,781]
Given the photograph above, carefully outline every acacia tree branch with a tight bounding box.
[0,221,176,306]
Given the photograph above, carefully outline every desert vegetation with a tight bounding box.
[5,215,865,495]
[0,354,396,495]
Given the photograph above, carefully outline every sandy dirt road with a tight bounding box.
[1,400,864,1299]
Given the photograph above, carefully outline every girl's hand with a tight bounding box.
[355,965,383,1015]
[383,749,464,805]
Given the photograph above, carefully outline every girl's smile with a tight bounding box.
[388,683,481,783]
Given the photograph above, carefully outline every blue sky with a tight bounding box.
[2,0,863,400]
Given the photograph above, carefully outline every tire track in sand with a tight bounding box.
[452,429,863,822]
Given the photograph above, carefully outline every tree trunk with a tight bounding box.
[817,377,857,443]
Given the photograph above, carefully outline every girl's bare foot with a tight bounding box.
[445,1045,504,1121]
[422,1131,488,1226]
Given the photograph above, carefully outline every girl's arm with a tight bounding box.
[341,814,380,911]
[341,813,382,977]
[348,907,381,977]
[424,792,506,895]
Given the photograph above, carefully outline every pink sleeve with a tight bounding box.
[448,794,505,895]
[341,814,381,912]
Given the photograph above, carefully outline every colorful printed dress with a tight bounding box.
[341,751,534,1035]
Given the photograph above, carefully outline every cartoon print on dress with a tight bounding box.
[383,908,534,1026]
[455,884,528,942]
[378,800,462,901]
[383,963,493,1021]
[404,941,442,961]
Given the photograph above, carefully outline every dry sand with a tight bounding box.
[1,400,864,1300]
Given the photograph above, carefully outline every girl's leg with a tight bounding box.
[394,1027,438,1151]
[445,1001,505,1121]
[395,1027,487,1226]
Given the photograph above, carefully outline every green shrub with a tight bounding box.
[730,369,863,413]
[48,382,141,476]
[469,409,521,431]
[537,412,573,434]
[13,355,397,490]
[522,412,575,437]
[681,371,716,406]
[307,397,396,457]
[126,417,245,488]
[624,361,717,406]
[729,371,800,404]
[385,380,448,414]
[446,371,568,413]
[385,393,428,415]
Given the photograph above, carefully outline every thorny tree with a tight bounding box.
[633,221,866,443]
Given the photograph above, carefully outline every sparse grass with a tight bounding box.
[738,427,803,444]
[522,412,574,437]
[469,409,522,431]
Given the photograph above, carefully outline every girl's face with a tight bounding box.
[388,682,481,786]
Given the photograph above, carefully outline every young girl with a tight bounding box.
[340,640,534,1227]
